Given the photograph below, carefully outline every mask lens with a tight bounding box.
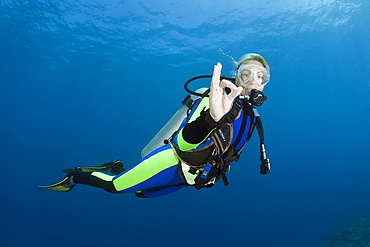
[241,70,252,83]
[255,72,264,85]
[237,64,270,85]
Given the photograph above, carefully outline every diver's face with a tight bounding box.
[235,60,267,95]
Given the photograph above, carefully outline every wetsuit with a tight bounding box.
[76,96,256,198]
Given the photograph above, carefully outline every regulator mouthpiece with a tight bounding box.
[239,89,267,106]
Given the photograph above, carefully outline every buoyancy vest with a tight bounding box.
[171,99,259,189]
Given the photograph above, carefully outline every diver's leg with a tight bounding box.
[39,160,125,192]
[73,159,125,193]
[82,172,119,193]
[76,145,184,194]
[111,145,182,193]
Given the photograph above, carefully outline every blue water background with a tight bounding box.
[1,0,369,246]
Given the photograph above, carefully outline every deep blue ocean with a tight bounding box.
[1,0,369,246]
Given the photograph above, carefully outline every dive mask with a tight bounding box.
[237,64,270,86]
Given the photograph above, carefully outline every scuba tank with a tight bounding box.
[141,88,208,158]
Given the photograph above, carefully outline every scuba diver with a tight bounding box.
[40,53,271,198]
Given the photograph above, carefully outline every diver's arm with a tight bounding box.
[175,101,217,151]
[181,110,218,144]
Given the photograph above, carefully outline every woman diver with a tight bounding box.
[40,53,271,198]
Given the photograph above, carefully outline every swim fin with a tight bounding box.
[38,175,76,192]
[39,160,125,192]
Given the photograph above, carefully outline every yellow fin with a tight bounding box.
[38,177,74,192]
